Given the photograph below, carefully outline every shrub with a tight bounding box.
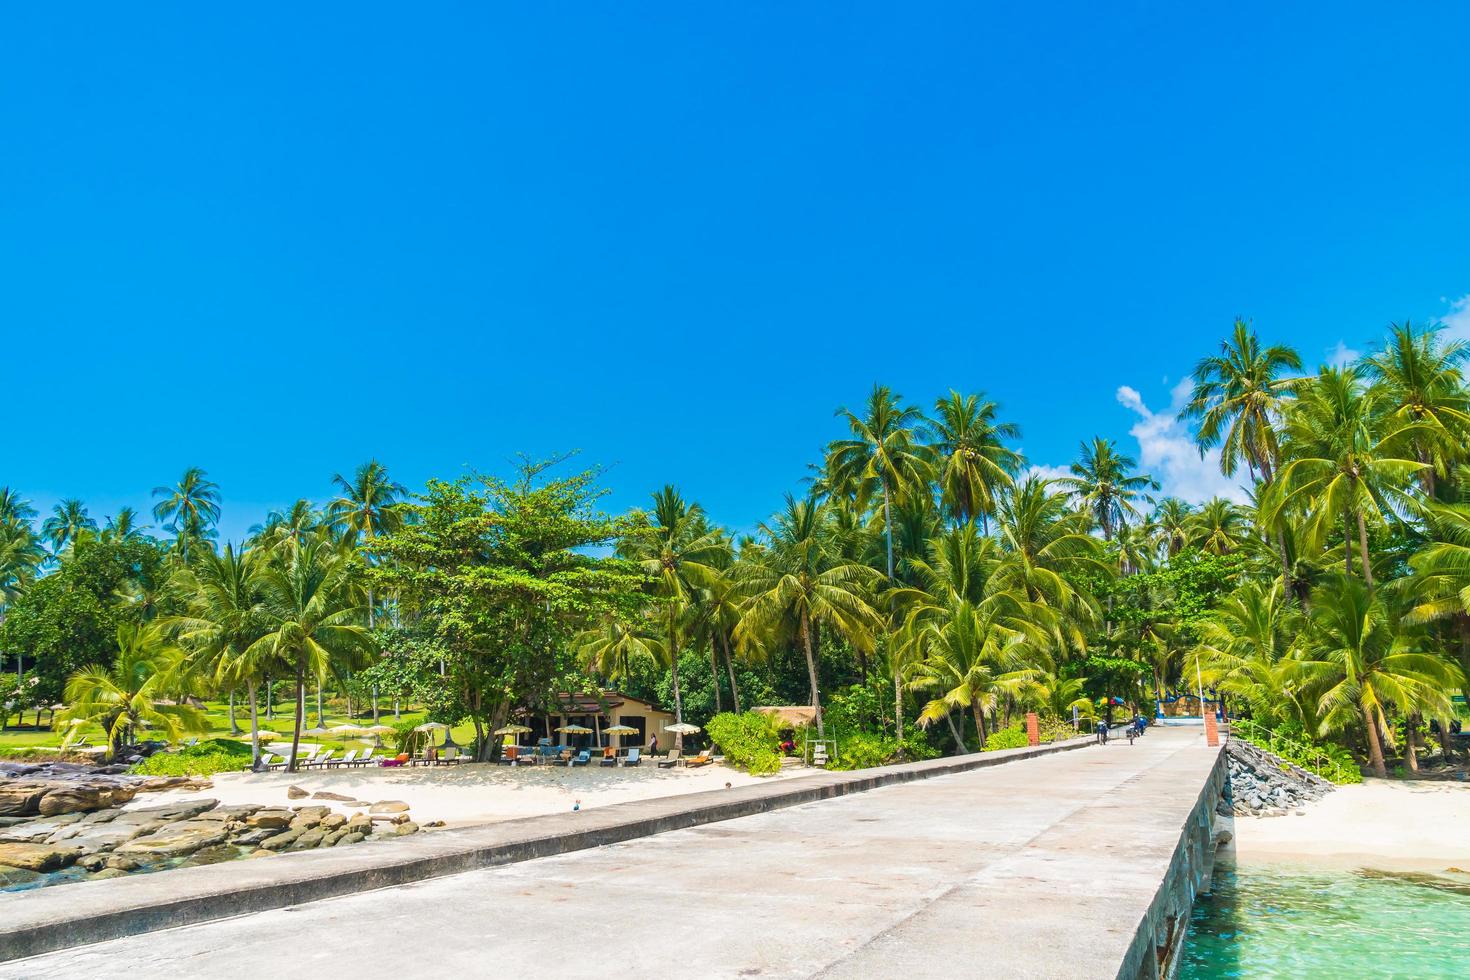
[706,711,783,775]
[981,723,1030,752]
[129,738,252,777]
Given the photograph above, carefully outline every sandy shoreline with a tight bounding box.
[1232,778,1470,874]
[122,759,811,827]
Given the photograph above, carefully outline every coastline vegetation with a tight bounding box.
[2,320,1469,777]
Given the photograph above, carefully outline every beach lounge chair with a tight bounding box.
[330,749,357,768]
[683,750,714,768]
[600,747,617,767]
[570,750,591,767]
[623,748,641,767]
[356,749,376,766]
[500,745,521,765]
[181,737,199,749]
[657,748,682,769]
[305,750,336,769]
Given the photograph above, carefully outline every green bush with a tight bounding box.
[129,738,252,777]
[706,711,783,775]
[981,723,1030,752]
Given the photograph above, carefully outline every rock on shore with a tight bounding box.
[1222,739,1335,817]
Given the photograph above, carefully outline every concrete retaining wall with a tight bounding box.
[0,736,1095,963]
[1113,745,1228,979]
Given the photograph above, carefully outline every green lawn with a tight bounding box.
[0,698,481,757]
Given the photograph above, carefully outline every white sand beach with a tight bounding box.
[1233,778,1470,873]
[123,760,811,827]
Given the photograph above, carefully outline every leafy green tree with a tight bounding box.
[373,458,645,760]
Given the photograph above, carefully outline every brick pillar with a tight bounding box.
[1204,711,1219,747]
[1026,712,1040,747]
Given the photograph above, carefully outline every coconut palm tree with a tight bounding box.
[1262,367,1427,590]
[152,467,221,562]
[250,499,322,547]
[0,520,44,610]
[40,499,97,554]
[1147,498,1194,559]
[574,614,666,686]
[102,507,147,541]
[1185,498,1251,555]
[327,460,408,551]
[991,477,1109,654]
[1363,321,1470,499]
[925,390,1021,528]
[1189,581,1303,726]
[734,495,883,735]
[171,544,274,765]
[56,623,207,760]
[1182,319,1304,483]
[827,385,932,580]
[243,535,373,771]
[1293,575,1462,777]
[619,487,725,741]
[1058,438,1157,540]
[905,598,1044,749]
[0,488,37,527]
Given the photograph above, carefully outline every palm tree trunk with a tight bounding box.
[945,712,967,751]
[668,604,684,749]
[247,679,261,768]
[266,679,274,721]
[1362,702,1387,778]
[289,670,306,773]
[1343,512,1353,576]
[315,683,324,726]
[882,481,895,580]
[709,643,723,714]
[1355,510,1375,591]
[799,612,824,736]
[372,683,380,724]
[972,700,988,750]
[893,669,904,756]
[1406,712,1420,772]
[228,689,241,735]
[720,633,741,714]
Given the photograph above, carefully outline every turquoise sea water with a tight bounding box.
[1180,862,1470,978]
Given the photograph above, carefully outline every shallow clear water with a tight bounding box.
[1180,862,1470,978]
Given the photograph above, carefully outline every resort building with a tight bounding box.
[519,691,677,750]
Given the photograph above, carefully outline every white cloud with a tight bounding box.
[1023,463,1073,484]
[1438,294,1470,343]
[1327,340,1360,368]
[1114,380,1252,505]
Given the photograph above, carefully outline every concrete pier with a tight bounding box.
[6,727,1222,979]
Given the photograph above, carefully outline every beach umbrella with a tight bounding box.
[329,724,365,735]
[603,724,637,735]
[415,721,456,749]
[493,724,533,735]
[666,723,701,734]
[362,723,397,747]
[554,724,593,734]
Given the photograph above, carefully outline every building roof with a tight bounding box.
[753,705,818,726]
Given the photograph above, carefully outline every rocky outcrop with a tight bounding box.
[0,767,437,893]
[1222,739,1335,817]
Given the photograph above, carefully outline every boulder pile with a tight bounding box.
[1221,738,1335,817]
[0,766,431,891]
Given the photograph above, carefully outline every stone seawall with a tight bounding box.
[1115,743,1229,980]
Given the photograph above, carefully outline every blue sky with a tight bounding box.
[5,3,1470,543]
